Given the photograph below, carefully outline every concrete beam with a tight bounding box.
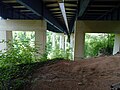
[77,21,120,33]
[1,20,120,33]
[0,20,44,31]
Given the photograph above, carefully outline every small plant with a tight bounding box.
[0,40,49,90]
[0,40,38,67]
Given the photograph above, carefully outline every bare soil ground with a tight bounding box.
[24,55,120,90]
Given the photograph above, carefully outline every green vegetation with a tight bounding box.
[0,63,37,90]
[48,45,72,60]
[0,40,61,90]
[0,40,38,67]
[0,31,45,90]
[0,31,115,89]
[13,31,35,47]
[46,31,73,60]
[46,32,115,59]
[0,31,72,90]
[0,36,49,89]
[85,33,115,57]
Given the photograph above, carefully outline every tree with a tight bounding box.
[85,33,115,57]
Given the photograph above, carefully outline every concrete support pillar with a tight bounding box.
[0,31,7,51]
[6,31,13,41]
[70,33,74,59]
[65,35,68,51]
[74,23,85,60]
[52,33,56,48]
[0,31,12,51]
[113,34,120,55]
[70,33,74,49]
[59,33,65,49]
[35,20,46,55]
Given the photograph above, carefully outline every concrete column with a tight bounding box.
[113,34,120,55]
[0,31,7,51]
[6,31,13,41]
[70,33,74,59]
[59,33,64,49]
[65,35,68,51]
[35,20,46,55]
[74,22,85,60]
[70,33,74,49]
[0,31,12,51]
[6,31,13,49]
[52,33,56,48]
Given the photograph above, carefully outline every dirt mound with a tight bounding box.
[24,55,120,90]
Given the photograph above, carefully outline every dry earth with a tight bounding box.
[23,55,120,90]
